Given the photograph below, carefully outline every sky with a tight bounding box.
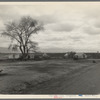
[0,2,100,53]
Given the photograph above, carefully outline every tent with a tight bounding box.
[42,53,50,59]
[64,53,69,59]
[73,53,87,59]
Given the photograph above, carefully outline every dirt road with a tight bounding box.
[24,62,100,94]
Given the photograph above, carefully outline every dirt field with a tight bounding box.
[0,59,97,94]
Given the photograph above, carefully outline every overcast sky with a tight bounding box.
[0,2,100,53]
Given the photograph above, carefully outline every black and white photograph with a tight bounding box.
[0,2,100,95]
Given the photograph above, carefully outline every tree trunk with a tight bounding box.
[19,44,30,60]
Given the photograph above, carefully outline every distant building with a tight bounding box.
[64,52,76,59]
[8,53,20,59]
[73,53,87,60]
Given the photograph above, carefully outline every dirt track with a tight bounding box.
[27,62,99,94]
[0,59,98,94]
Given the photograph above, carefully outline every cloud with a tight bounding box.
[45,37,64,41]
[0,37,11,47]
[69,36,84,42]
[36,14,58,25]
[1,3,100,52]
[84,26,100,35]
[45,22,75,32]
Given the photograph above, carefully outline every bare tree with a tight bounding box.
[1,16,43,59]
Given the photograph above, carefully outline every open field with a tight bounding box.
[0,59,97,94]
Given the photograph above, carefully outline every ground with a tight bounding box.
[0,59,99,94]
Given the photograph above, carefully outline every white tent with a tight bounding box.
[43,53,48,57]
[64,53,69,59]
[74,53,87,59]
